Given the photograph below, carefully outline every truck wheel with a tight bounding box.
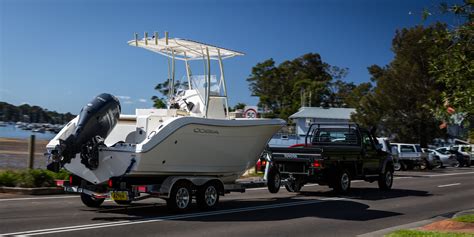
[267,167,281,194]
[333,170,351,194]
[196,182,220,210]
[167,181,192,211]
[420,160,428,170]
[378,169,393,190]
[80,193,105,208]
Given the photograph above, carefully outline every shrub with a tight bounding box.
[0,170,20,187]
[0,169,70,188]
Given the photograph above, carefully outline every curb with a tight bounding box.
[0,186,65,195]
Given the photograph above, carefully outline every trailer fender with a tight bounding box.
[159,176,224,198]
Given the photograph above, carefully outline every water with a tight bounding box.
[0,124,56,140]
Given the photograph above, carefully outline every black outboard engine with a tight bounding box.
[47,93,121,172]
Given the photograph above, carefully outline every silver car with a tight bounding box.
[431,148,459,168]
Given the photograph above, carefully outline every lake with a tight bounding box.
[0,124,56,140]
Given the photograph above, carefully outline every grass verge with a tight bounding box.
[386,230,474,237]
[453,214,474,224]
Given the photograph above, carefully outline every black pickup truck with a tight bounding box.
[265,123,394,194]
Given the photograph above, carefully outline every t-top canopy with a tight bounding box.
[128,33,244,61]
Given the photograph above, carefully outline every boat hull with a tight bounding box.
[55,117,284,184]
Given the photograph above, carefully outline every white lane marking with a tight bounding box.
[0,195,79,202]
[425,171,474,177]
[438,183,461,188]
[2,197,343,236]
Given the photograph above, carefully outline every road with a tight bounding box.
[1,167,473,237]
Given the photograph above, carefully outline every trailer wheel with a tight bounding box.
[196,182,220,210]
[80,193,105,208]
[378,168,393,191]
[267,167,281,194]
[167,181,192,211]
[333,170,351,194]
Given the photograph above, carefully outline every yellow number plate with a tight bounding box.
[111,191,128,201]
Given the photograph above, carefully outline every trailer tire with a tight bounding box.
[167,181,192,211]
[196,182,220,210]
[80,193,105,208]
[378,168,393,191]
[267,167,281,194]
[332,170,351,194]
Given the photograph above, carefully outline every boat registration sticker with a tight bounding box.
[111,191,128,201]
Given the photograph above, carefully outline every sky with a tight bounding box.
[0,0,459,114]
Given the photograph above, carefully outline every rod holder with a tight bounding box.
[165,31,169,45]
[134,33,138,46]
[154,32,158,45]
[145,32,148,45]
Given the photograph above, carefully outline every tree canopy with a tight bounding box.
[246,53,365,120]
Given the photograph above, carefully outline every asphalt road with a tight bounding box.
[1,167,473,237]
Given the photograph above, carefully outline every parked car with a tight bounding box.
[390,143,423,170]
[437,146,471,167]
[451,145,473,167]
[431,148,459,168]
[421,148,442,169]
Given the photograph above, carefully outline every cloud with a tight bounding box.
[20,102,30,105]
[124,101,134,104]
[138,98,147,103]
[116,95,132,100]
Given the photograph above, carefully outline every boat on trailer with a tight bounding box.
[46,32,284,210]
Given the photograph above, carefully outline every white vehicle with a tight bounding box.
[390,143,423,170]
[46,32,284,210]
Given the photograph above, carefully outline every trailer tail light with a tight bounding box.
[137,186,147,193]
[312,160,322,168]
[69,175,73,185]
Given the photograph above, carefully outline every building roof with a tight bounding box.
[289,107,356,120]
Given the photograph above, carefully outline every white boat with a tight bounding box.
[46,32,284,186]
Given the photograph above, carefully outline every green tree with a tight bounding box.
[424,1,473,138]
[151,80,187,109]
[247,53,347,120]
[352,25,447,146]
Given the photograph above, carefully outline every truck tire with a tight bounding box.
[333,170,351,194]
[267,166,281,194]
[394,162,401,171]
[378,168,393,190]
[80,193,105,208]
[196,182,220,210]
[167,181,192,211]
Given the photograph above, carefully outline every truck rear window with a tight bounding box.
[312,128,358,145]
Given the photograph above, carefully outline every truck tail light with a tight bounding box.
[312,160,322,168]
[69,175,73,185]
[108,179,114,188]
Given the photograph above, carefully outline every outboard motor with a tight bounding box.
[47,93,120,172]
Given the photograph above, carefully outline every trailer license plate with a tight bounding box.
[111,191,128,201]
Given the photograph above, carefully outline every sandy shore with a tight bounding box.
[0,138,50,170]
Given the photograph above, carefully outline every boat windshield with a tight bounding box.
[191,75,221,96]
